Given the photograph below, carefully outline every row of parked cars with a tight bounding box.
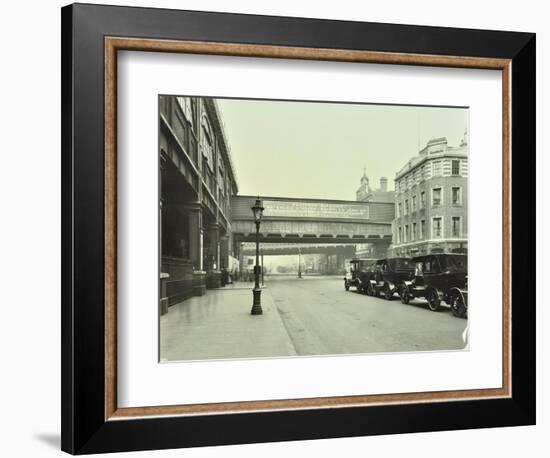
[343,253,468,318]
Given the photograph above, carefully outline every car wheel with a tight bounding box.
[400,286,410,304]
[450,294,467,318]
[427,289,441,311]
[384,284,393,300]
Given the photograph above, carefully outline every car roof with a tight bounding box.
[412,253,468,261]
[376,257,411,263]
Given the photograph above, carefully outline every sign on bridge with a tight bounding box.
[263,199,370,220]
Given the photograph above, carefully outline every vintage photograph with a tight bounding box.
[159,95,469,362]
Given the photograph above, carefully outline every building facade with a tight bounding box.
[159,96,238,308]
[356,172,395,204]
[389,136,468,257]
[355,172,395,258]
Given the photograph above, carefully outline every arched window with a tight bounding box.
[201,115,214,170]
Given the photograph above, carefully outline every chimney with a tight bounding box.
[380,177,388,192]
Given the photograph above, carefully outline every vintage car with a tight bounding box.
[399,253,468,317]
[367,257,414,300]
[344,258,374,293]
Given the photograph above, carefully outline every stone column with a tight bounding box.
[219,234,229,286]
[336,252,345,274]
[220,234,229,270]
[237,242,244,281]
[186,203,206,296]
[206,222,221,288]
[186,203,203,271]
[159,199,169,315]
[208,223,220,270]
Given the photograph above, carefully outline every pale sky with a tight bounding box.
[217,98,468,201]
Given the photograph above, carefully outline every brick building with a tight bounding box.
[389,135,468,257]
[159,96,238,308]
[356,171,395,204]
[355,172,395,259]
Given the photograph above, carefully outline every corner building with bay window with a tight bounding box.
[159,96,238,309]
[389,135,468,257]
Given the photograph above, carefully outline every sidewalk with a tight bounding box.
[160,283,296,362]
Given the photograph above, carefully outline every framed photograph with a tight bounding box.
[61,3,536,454]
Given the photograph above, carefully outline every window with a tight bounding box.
[432,188,442,206]
[452,187,462,205]
[412,222,416,241]
[201,115,214,171]
[398,227,402,244]
[432,217,443,238]
[404,199,409,215]
[190,98,198,130]
[404,225,409,242]
[452,160,460,176]
[452,217,461,237]
[420,191,425,208]
[173,108,188,148]
[432,160,442,177]
[412,195,417,212]
[218,159,226,197]
[176,96,192,121]
[423,256,440,274]
[398,202,402,217]
[420,219,425,239]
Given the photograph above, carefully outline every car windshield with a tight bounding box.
[393,258,413,270]
[445,255,467,272]
[358,261,372,271]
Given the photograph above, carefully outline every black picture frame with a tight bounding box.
[61,3,535,454]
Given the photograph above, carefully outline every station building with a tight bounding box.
[356,172,395,204]
[355,172,395,259]
[159,96,238,308]
[389,135,468,257]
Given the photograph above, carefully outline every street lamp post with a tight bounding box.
[250,197,264,315]
[298,247,302,278]
[261,249,265,286]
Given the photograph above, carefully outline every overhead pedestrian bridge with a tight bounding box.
[231,195,394,246]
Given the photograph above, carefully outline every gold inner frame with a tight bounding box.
[104,37,512,421]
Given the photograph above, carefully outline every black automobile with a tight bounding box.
[399,253,468,317]
[367,257,414,300]
[344,259,374,293]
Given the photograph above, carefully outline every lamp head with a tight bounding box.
[251,197,264,224]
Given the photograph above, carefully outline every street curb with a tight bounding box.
[211,285,268,291]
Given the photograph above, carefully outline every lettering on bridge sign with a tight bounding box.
[262,200,370,220]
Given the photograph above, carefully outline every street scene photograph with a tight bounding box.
[159,95,469,362]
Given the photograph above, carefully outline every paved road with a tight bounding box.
[267,275,467,355]
[160,275,467,361]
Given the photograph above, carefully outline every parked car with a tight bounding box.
[368,257,414,299]
[399,253,468,317]
[344,259,374,293]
